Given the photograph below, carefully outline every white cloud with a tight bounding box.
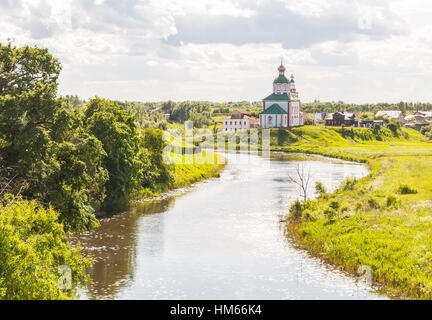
[1,0,432,103]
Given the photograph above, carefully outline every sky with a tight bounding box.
[1,0,432,103]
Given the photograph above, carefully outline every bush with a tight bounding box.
[367,196,380,209]
[289,200,304,219]
[324,208,337,220]
[315,181,327,198]
[0,197,91,299]
[373,123,381,134]
[339,177,357,191]
[388,120,400,136]
[397,184,418,195]
[386,195,399,208]
[329,200,341,211]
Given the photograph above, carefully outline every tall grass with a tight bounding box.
[281,126,432,299]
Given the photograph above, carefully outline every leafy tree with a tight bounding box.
[388,120,400,136]
[399,101,406,115]
[373,123,381,134]
[0,42,61,96]
[140,129,173,189]
[0,42,107,231]
[161,100,176,113]
[0,196,91,300]
[84,97,144,213]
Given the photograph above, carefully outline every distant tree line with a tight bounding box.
[161,100,213,127]
[300,101,432,114]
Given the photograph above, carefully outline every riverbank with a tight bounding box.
[73,151,380,300]
[276,126,432,299]
[131,151,226,202]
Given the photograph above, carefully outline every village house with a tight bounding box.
[259,62,304,128]
[403,113,430,131]
[414,111,432,121]
[223,110,259,132]
[313,112,326,125]
[405,114,426,123]
[325,112,359,127]
[375,110,405,124]
[404,119,429,131]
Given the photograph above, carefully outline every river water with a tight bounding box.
[73,152,385,300]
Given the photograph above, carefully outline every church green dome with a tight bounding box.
[273,74,289,84]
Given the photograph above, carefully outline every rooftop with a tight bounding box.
[263,92,291,101]
[273,74,289,84]
[261,103,287,115]
[375,110,403,118]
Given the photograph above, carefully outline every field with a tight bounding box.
[273,126,432,299]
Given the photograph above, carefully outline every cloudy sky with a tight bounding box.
[1,0,431,103]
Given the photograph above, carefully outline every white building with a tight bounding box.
[375,110,405,123]
[223,110,259,132]
[259,63,303,128]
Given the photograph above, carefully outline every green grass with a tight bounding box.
[135,149,226,199]
[172,152,226,188]
[277,126,432,299]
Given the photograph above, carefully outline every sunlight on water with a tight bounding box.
[72,153,386,300]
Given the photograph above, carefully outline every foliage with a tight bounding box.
[0,42,107,231]
[397,184,418,195]
[289,200,303,219]
[84,97,144,213]
[139,129,173,189]
[166,101,214,128]
[282,125,432,299]
[0,197,91,300]
[315,181,327,198]
[388,120,400,135]
[119,101,168,130]
[421,125,432,139]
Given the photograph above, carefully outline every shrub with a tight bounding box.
[386,195,399,208]
[289,200,304,219]
[388,120,400,136]
[367,196,380,209]
[324,208,337,220]
[329,200,341,211]
[339,177,358,191]
[302,210,316,222]
[0,197,91,300]
[397,184,418,195]
[373,123,381,134]
[315,181,327,198]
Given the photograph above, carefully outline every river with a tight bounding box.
[72,152,385,300]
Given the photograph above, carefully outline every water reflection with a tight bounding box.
[71,199,175,299]
[72,153,386,300]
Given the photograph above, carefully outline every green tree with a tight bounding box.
[140,129,173,189]
[0,42,107,231]
[399,101,406,115]
[84,97,144,213]
[0,196,91,300]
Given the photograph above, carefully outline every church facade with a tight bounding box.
[259,63,303,128]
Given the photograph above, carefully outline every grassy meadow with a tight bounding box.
[273,126,432,299]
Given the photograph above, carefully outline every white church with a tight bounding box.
[259,63,304,128]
